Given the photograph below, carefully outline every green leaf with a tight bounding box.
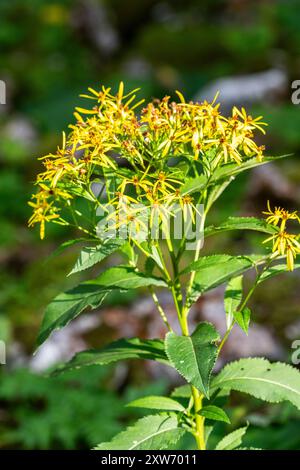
[211,155,290,183]
[171,385,191,398]
[180,155,290,197]
[199,405,230,424]
[68,239,125,275]
[233,307,251,334]
[211,358,300,410]
[205,217,277,238]
[258,262,300,284]
[127,396,185,412]
[94,414,185,450]
[180,174,207,195]
[53,338,168,374]
[165,322,220,398]
[37,282,111,346]
[94,266,167,289]
[215,426,248,450]
[182,255,262,305]
[38,267,166,347]
[224,275,243,329]
[46,238,95,261]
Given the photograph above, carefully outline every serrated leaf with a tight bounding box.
[180,174,207,195]
[94,414,185,450]
[68,239,125,275]
[46,238,95,261]
[215,426,248,450]
[258,262,300,284]
[95,265,167,289]
[165,322,220,398]
[171,385,191,398]
[224,275,243,329]
[199,405,231,424]
[37,282,111,346]
[182,255,262,306]
[53,338,168,374]
[180,155,290,197]
[38,267,166,347]
[205,217,277,238]
[211,358,300,410]
[233,307,251,334]
[127,396,185,412]
[211,155,290,183]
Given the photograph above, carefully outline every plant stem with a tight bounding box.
[191,386,206,450]
[150,287,172,332]
[180,312,206,450]
[218,257,273,354]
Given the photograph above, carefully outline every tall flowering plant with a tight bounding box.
[29,84,300,450]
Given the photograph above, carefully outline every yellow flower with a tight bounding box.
[29,83,268,239]
[28,195,60,239]
[263,202,300,270]
[263,201,299,231]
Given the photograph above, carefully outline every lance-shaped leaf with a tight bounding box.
[53,338,168,374]
[211,155,290,184]
[258,262,300,284]
[215,426,248,450]
[199,405,231,424]
[126,396,185,412]
[94,414,185,450]
[182,255,262,306]
[233,307,251,335]
[94,265,168,289]
[224,275,243,329]
[37,282,112,346]
[165,322,220,398]
[38,267,167,346]
[205,217,278,238]
[68,238,125,275]
[180,174,207,195]
[211,358,300,410]
[180,155,289,196]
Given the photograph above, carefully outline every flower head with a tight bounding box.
[263,202,300,271]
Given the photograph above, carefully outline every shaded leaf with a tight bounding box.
[68,239,125,275]
[53,338,168,374]
[37,282,111,346]
[233,307,251,334]
[258,262,300,284]
[182,255,262,306]
[211,155,290,183]
[224,275,243,329]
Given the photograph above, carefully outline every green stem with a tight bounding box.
[218,257,273,354]
[180,313,206,450]
[150,287,172,332]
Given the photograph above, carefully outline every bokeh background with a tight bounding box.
[0,0,300,449]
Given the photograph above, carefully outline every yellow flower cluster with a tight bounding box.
[263,201,300,271]
[29,83,267,239]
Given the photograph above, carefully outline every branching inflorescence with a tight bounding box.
[29,84,300,451]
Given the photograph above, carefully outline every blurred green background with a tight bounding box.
[0,0,300,449]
